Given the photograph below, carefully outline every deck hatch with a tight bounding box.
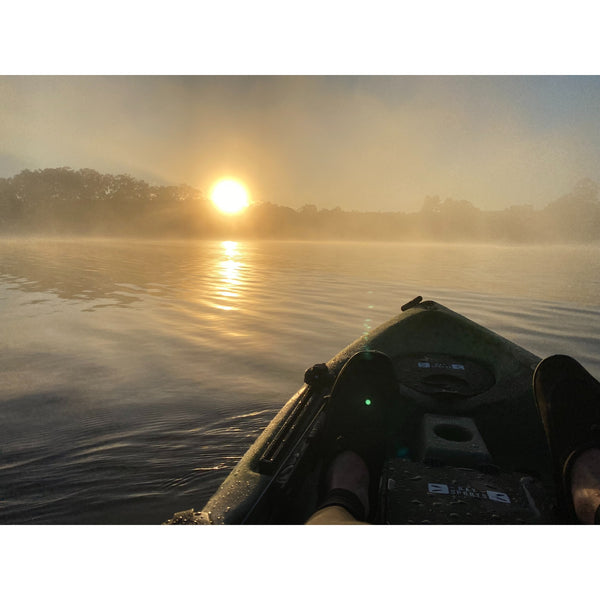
[395,353,495,399]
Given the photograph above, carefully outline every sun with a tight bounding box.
[210,179,250,215]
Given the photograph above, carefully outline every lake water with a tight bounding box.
[1,238,600,524]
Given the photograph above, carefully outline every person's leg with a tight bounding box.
[571,448,600,524]
[305,504,369,524]
[305,450,370,525]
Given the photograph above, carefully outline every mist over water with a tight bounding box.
[1,238,600,523]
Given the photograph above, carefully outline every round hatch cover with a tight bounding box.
[395,354,495,399]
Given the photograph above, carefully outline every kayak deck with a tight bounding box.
[173,299,556,524]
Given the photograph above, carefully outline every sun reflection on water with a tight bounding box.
[222,240,238,259]
[215,241,243,311]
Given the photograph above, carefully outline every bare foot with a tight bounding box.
[571,448,600,524]
[327,450,370,516]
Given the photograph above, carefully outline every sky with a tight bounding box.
[2,1,600,214]
[2,75,599,213]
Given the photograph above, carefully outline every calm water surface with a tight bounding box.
[1,238,600,524]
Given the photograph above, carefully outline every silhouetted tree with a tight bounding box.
[542,178,600,241]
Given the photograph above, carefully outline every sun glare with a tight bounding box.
[210,179,250,215]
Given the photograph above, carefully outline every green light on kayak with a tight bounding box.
[364,398,372,406]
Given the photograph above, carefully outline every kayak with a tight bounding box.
[167,296,558,524]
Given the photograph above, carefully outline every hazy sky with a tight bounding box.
[2,75,599,212]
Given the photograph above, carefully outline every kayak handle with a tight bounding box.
[401,296,423,311]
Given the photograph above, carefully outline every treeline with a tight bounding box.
[0,167,599,242]
[0,168,217,237]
